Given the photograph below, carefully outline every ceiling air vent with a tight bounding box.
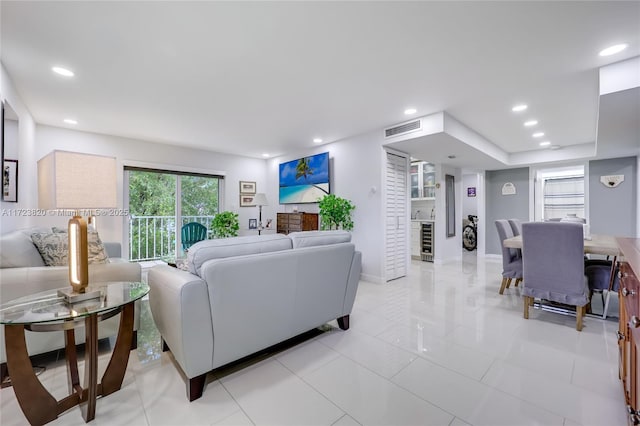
[384,119,421,138]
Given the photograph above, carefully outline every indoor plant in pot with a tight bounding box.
[211,211,240,238]
[318,194,355,231]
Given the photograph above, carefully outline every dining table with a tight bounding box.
[503,233,620,256]
[503,233,620,318]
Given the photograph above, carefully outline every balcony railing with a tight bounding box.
[129,215,215,262]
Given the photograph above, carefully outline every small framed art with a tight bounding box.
[249,218,258,229]
[2,159,18,202]
[240,194,255,207]
[239,181,256,194]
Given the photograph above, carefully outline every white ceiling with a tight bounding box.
[1,1,639,166]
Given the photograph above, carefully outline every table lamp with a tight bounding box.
[253,193,268,235]
[38,151,117,302]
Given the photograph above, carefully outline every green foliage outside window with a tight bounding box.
[128,171,220,260]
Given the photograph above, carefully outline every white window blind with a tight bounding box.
[543,175,584,220]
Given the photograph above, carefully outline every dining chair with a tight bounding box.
[507,218,522,236]
[521,222,589,331]
[585,259,620,319]
[181,222,208,251]
[495,220,523,294]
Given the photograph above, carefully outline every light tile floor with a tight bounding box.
[0,254,626,425]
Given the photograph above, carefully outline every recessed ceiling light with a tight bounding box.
[512,104,527,112]
[63,118,78,125]
[524,120,538,127]
[404,108,417,115]
[599,43,628,57]
[262,153,270,158]
[539,141,551,147]
[52,66,74,77]
[532,132,545,138]
[313,138,323,144]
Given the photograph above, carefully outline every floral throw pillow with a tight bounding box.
[31,231,109,266]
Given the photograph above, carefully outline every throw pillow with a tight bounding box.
[31,231,109,266]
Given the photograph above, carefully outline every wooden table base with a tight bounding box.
[5,302,135,425]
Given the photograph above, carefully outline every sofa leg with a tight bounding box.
[0,362,9,389]
[188,374,207,402]
[161,338,169,352]
[337,315,350,331]
[130,330,138,351]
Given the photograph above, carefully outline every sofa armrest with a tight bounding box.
[0,262,141,303]
[104,242,121,258]
[343,251,362,316]
[148,265,214,379]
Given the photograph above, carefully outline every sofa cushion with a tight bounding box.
[288,230,351,249]
[188,234,292,277]
[0,230,46,268]
[31,231,109,266]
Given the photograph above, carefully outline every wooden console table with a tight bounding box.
[0,281,148,425]
[276,212,319,234]
[617,238,640,425]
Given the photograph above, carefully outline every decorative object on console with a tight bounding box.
[210,211,239,238]
[37,150,116,302]
[253,193,269,235]
[279,152,330,204]
[239,181,256,194]
[318,194,355,231]
[2,159,17,202]
[248,219,257,229]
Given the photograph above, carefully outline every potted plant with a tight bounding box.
[318,194,355,231]
[211,211,239,238]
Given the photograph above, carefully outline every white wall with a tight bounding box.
[0,62,38,233]
[462,174,479,217]
[33,125,268,244]
[434,164,462,263]
[267,130,386,283]
[2,120,269,247]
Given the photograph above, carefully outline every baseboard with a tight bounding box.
[483,254,502,262]
[360,273,384,284]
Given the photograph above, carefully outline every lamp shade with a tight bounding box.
[253,193,269,207]
[38,150,117,209]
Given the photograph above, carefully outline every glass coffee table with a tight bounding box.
[0,281,149,425]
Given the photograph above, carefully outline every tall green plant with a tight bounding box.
[211,211,239,238]
[318,194,355,231]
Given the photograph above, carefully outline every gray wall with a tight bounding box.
[485,167,530,255]
[589,156,637,237]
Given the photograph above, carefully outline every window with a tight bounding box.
[125,167,222,261]
[534,166,585,221]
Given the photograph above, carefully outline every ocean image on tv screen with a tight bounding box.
[279,152,330,204]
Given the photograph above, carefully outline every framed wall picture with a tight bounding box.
[249,218,258,229]
[240,194,255,207]
[239,181,256,194]
[3,159,18,202]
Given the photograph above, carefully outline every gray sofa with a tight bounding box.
[148,230,362,401]
[0,228,141,384]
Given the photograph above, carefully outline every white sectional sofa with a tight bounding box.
[0,228,141,385]
[148,230,362,401]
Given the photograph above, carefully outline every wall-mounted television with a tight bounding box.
[279,152,330,204]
